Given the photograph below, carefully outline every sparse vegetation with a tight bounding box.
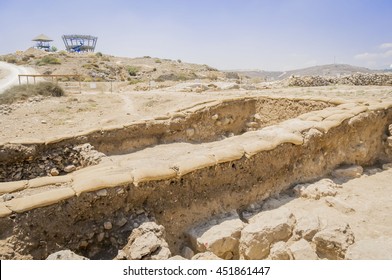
[155,59,162,63]
[96,52,103,57]
[127,66,140,76]
[6,56,17,64]
[36,56,61,66]
[0,82,64,104]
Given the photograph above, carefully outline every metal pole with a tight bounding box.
[18,75,21,85]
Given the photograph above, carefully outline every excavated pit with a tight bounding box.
[1,95,392,260]
[0,96,330,182]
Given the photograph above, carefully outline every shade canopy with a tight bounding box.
[32,34,53,42]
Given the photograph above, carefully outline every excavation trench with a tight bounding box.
[0,96,330,182]
[1,96,392,260]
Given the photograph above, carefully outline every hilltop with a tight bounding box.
[234,64,381,81]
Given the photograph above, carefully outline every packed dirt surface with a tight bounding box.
[1,54,392,260]
[0,61,39,93]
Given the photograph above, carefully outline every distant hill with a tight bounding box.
[234,64,380,81]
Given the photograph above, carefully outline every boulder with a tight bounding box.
[293,179,338,200]
[118,222,171,260]
[239,207,296,259]
[293,216,321,241]
[187,214,244,260]
[46,250,88,260]
[268,241,292,260]
[313,223,355,259]
[288,239,318,260]
[345,238,392,260]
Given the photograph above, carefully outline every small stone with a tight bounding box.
[169,255,187,260]
[97,232,105,242]
[181,246,195,259]
[293,179,338,200]
[64,165,76,173]
[104,221,113,230]
[50,168,59,176]
[79,240,89,248]
[96,189,108,197]
[116,217,128,227]
[211,114,219,120]
[41,120,47,124]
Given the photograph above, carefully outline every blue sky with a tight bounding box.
[0,0,391,70]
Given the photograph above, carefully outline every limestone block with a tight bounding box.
[188,215,244,260]
[192,252,222,260]
[346,238,392,260]
[293,216,321,241]
[293,179,339,200]
[268,241,292,260]
[313,223,355,260]
[240,208,296,259]
[288,239,318,260]
[6,187,75,213]
[332,165,363,179]
[121,222,171,260]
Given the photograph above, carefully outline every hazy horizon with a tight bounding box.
[0,0,391,71]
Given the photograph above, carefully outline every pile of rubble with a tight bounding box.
[287,73,392,87]
[0,143,104,182]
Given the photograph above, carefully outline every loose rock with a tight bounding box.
[332,165,363,180]
[313,223,355,259]
[293,179,339,200]
[239,207,296,259]
[288,239,318,260]
[46,250,89,260]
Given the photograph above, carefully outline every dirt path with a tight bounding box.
[0,61,39,94]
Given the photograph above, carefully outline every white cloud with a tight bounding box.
[354,44,392,68]
[380,43,392,49]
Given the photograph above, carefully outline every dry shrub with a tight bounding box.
[0,82,64,104]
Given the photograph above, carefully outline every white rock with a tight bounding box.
[382,163,392,170]
[294,216,320,241]
[239,207,296,259]
[129,232,160,259]
[192,252,222,260]
[96,189,108,197]
[332,165,363,179]
[211,114,219,120]
[288,239,318,260]
[46,250,88,260]
[346,238,392,260]
[313,223,355,260]
[269,241,291,260]
[293,179,338,200]
[50,168,59,176]
[64,165,76,173]
[169,255,187,260]
[188,214,244,260]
